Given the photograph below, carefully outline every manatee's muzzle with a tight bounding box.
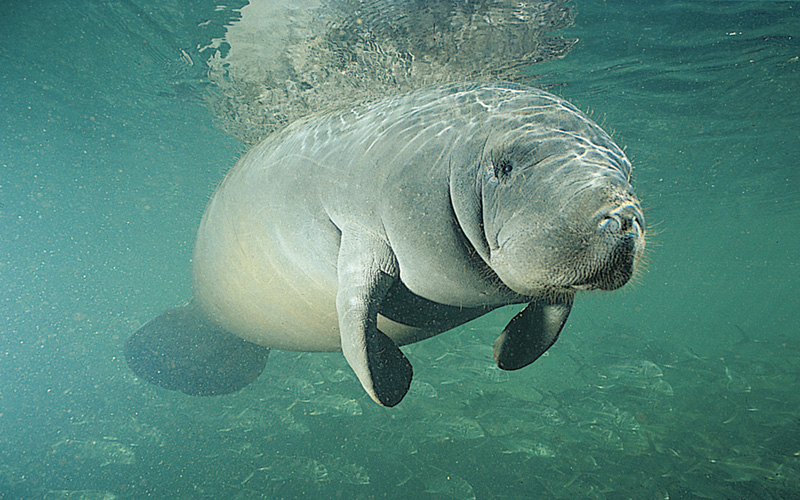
[585,202,645,291]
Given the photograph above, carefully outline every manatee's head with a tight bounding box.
[466,96,645,297]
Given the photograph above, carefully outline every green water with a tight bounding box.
[1,1,799,499]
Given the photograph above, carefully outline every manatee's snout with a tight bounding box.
[599,203,644,242]
[590,202,645,291]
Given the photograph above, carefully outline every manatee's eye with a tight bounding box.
[487,151,514,184]
[495,158,513,179]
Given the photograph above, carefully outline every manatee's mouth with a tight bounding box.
[581,234,638,290]
[578,202,645,291]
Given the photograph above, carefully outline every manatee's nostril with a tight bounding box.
[604,204,644,236]
[599,214,633,234]
[600,216,620,233]
[632,215,644,236]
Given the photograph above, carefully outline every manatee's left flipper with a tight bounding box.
[336,226,412,407]
[493,294,574,370]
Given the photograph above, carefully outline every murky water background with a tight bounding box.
[2,1,799,499]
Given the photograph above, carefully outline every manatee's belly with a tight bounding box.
[192,244,469,351]
[191,191,341,351]
[189,186,481,351]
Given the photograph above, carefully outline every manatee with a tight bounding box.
[125,82,645,407]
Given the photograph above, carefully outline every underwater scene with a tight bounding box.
[1,1,799,499]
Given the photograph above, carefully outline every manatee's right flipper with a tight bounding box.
[493,294,573,370]
[336,226,413,407]
[125,301,269,396]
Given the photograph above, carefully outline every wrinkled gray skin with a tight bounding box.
[149,82,644,406]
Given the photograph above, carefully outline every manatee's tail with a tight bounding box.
[125,301,269,396]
